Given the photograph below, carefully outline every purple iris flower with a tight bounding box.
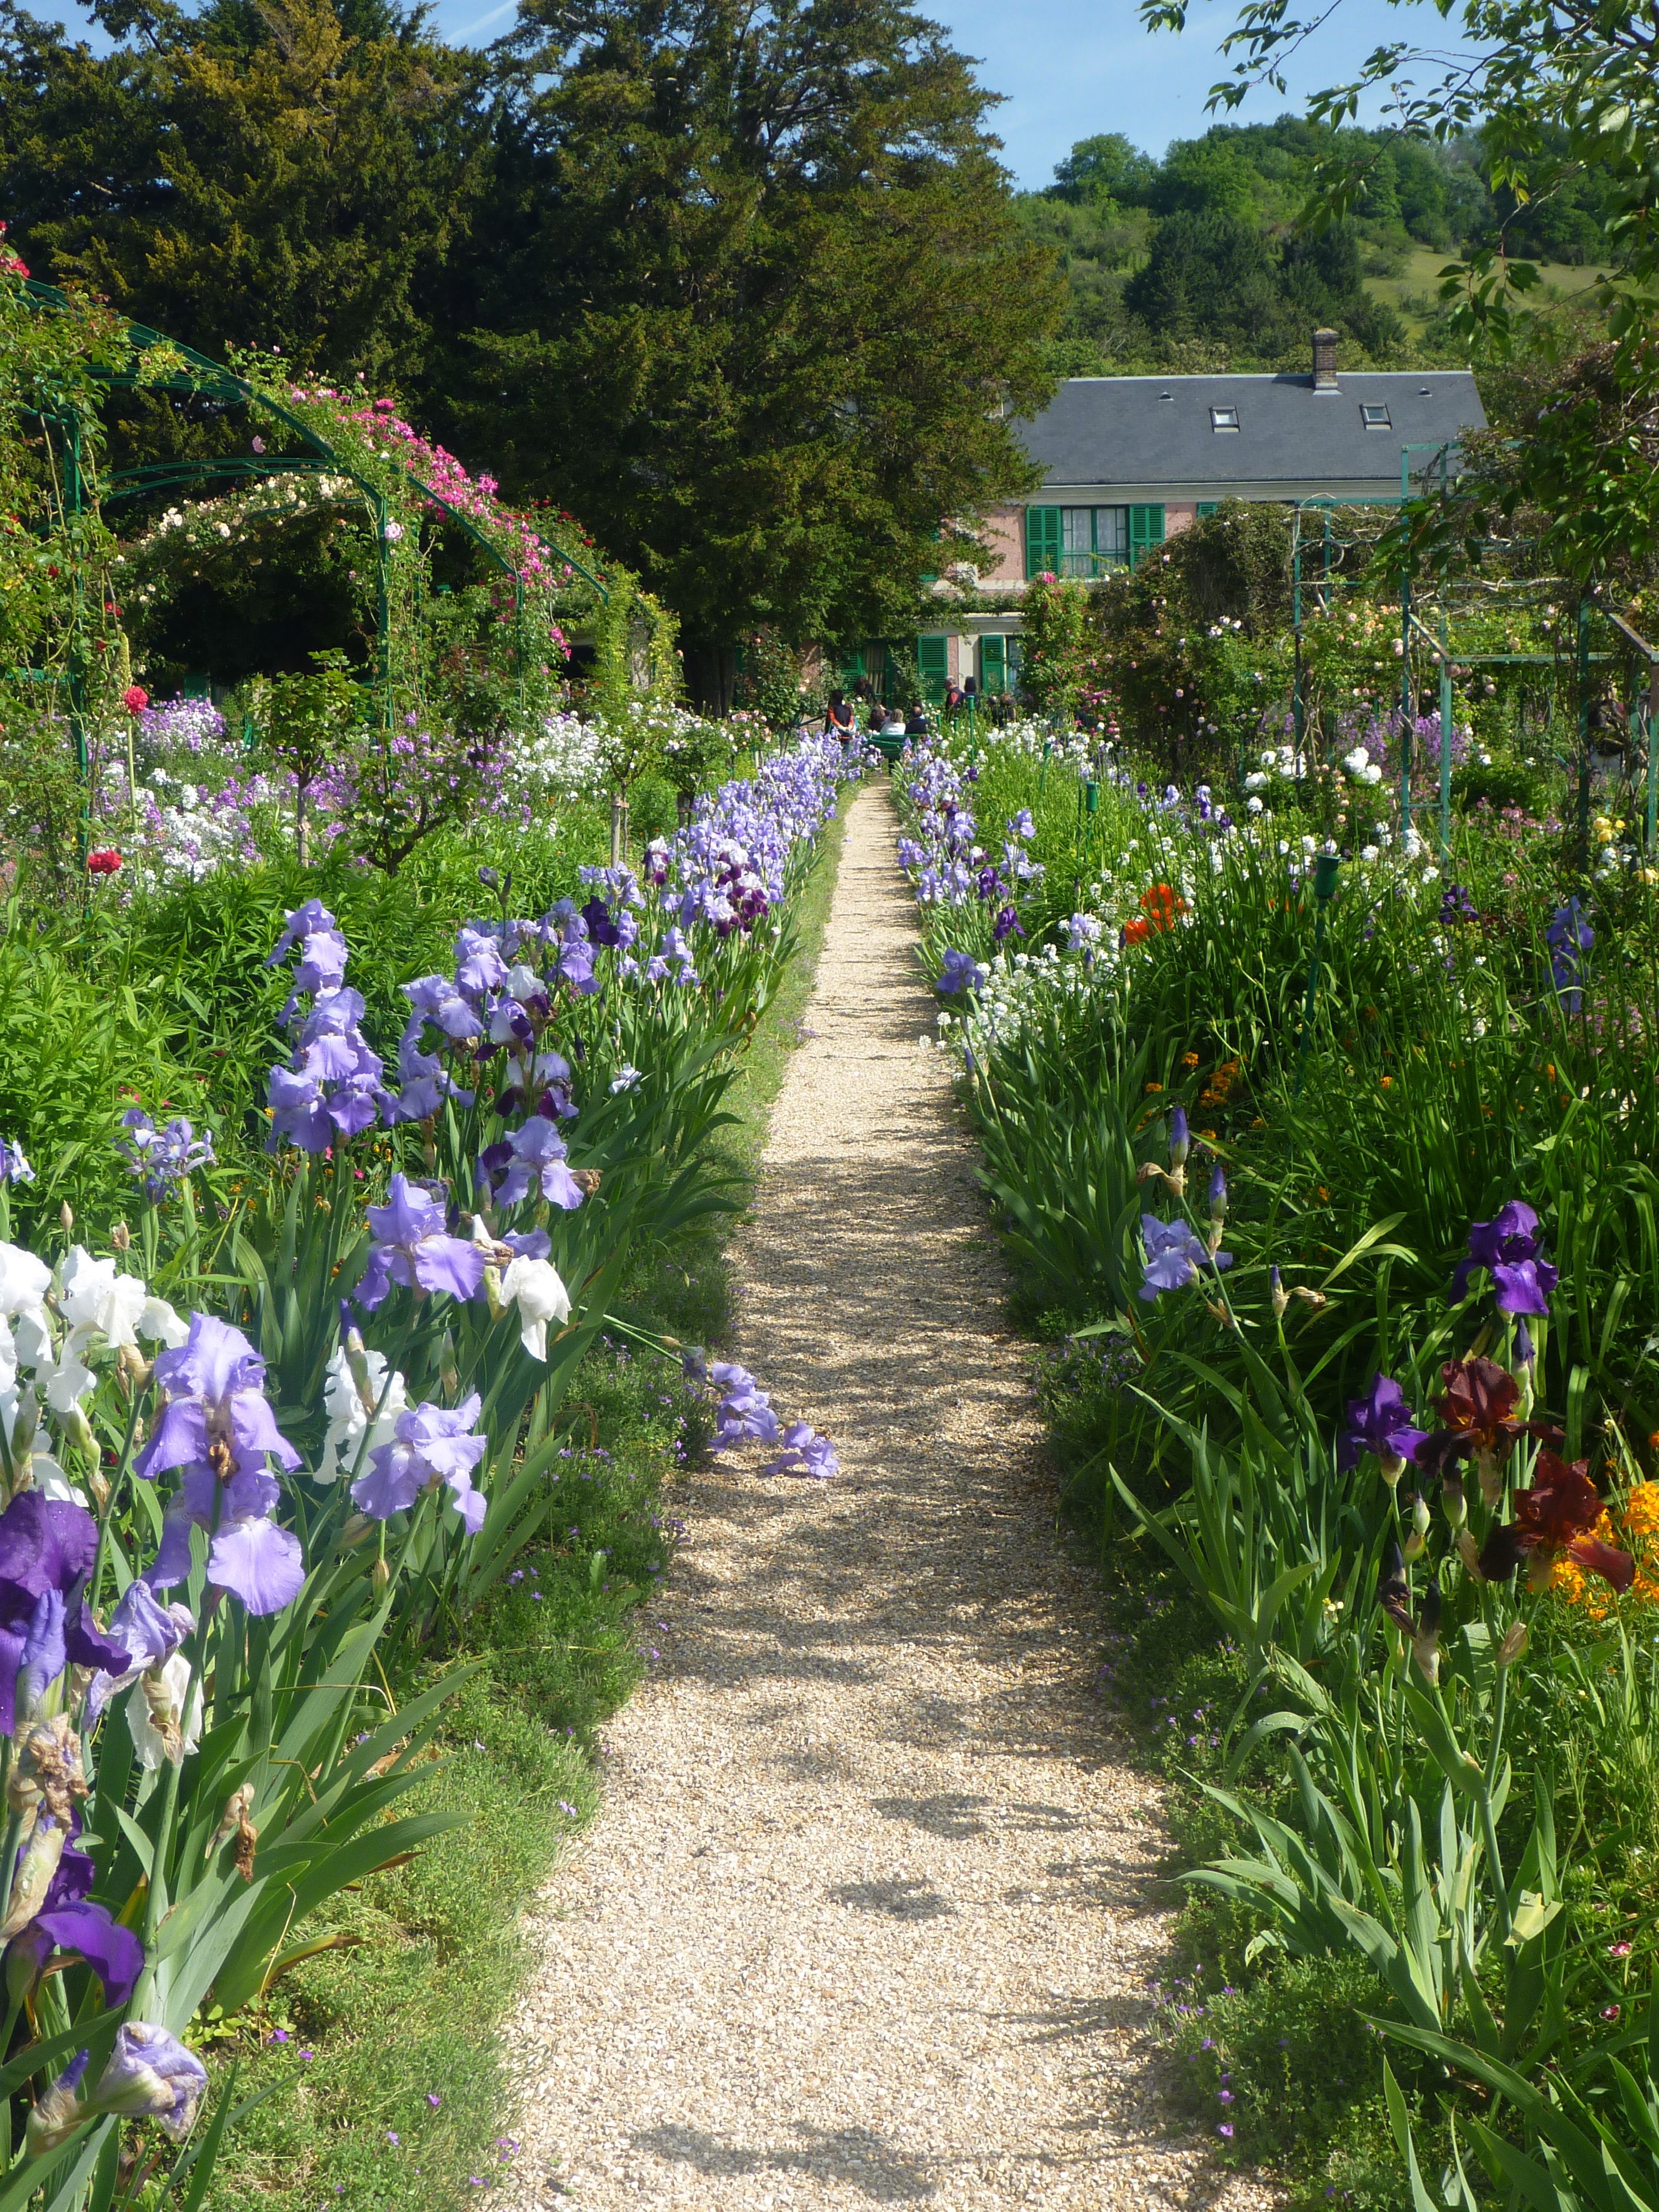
[1138,1217,1231,1301]
[707,1361,782,1450]
[356,1175,487,1311]
[1170,1107,1190,1166]
[477,1119,586,1212]
[936,949,986,995]
[134,1316,304,1615]
[91,2023,207,2138]
[763,1422,839,1479]
[1337,1373,1428,1474]
[0,1493,126,1734]
[992,905,1024,942]
[265,916,389,1147]
[351,1395,489,1533]
[82,1580,192,1731]
[4,1820,144,2006]
[116,1110,214,1201]
[454,927,508,999]
[1547,898,1593,1010]
[1493,1257,1557,1316]
[1451,1200,1542,1301]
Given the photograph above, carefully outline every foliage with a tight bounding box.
[440,0,1060,692]
[1018,575,1103,720]
[893,711,1659,2204]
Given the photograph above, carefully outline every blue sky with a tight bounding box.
[429,0,1452,188]
[54,0,1449,192]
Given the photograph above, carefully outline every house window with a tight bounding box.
[1027,504,1160,578]
[1210,404,1240,431]
[1360,403,1392,429]
[1056,507,1129,577]
[1196,502,1220,518]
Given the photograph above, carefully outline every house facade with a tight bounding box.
[898,331,1486,704]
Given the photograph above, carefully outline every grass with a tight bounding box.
[199,801,849,2208]
[1366,241,1607,335]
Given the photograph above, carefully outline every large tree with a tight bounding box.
[437,0,1061,703]
[0,0,490,382]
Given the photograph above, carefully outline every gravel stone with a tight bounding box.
[498,782,1275,2209]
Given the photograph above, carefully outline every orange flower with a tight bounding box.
[1380,1076,1393,1090]
[1181,1051,1200,1068]
[1139,883,1186,930]
[1123,918,1152,945]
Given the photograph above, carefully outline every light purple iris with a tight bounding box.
[82,1580,192,1730]
[478,1118,586,1212]
[708,1361,781,1450]
[1138,1216,1231,1302]
[763,1422,839,1480]
[356,1175,487,1311]
[1337,1373,1428,1474]
[351,1395,489,1533]
[92,2023,207,2138]
[265,912,388,1148]
[135,1314,304,1615]
[117,1110,214,1200]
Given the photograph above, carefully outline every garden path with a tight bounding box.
[499,780,1270,2211]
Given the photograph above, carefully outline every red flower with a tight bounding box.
[122,685,149,713]
[1122,917,1151,945]
[1479,1450,1635,1592]
[86,848,122,877]
[1140,883,1186,929]
[1415,1355,1560,1501]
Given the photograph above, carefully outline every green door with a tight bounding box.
[1025,506,1063,578]
[1128,504,1166,570]
[917,634,949,703]
[979,634,1008,695]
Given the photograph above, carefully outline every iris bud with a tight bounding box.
[1207,1164,1228,1220]
[1169,1107,1190,1168]
[1270,1265,1288,1319]
[1441,1474,1468,1528]
[1455,1529,1481,1576]
[111,1221,131,1253]
[1497,1619,1529,1668]
[58,1202,72,1234]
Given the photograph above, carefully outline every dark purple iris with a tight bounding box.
[1337,1373,1428,1478]
[0,1494,126,1735]
[1547,898,1593,1010]
[4,1817,144,2007]
[992,905,1024,942]
[1451,1200,1558,1315]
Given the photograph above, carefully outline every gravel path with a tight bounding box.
[499,781,1268,2211]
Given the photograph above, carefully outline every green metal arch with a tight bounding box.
[20,279,611,603]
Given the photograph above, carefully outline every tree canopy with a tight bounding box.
[0,0,1056,698]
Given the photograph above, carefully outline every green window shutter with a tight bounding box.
[917,634,948,701]
[979,635,1007,694]
[1128,504,1166,570]
[1196,502,1219,518]
[838,647,866,689]
[1025,506,1062,579]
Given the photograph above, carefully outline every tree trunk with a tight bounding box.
[684,644,738,715]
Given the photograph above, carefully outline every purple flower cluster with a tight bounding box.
[117,1108,215,1199]
[697,1357,840,1479]
[264,901,389,1150]
[1138,1215,1232,1302]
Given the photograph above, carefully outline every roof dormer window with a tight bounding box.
[1210,404,1240,431]
[1360,403,1392,430]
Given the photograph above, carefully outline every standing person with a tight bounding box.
[825,691,858,761]
[943,679,965,716]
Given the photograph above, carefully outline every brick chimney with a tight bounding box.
[1312,327,1338,392]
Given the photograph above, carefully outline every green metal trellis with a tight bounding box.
[14,280,612,753]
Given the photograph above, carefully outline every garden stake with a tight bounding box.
[1438,608,1453,862]
[1293,851,1341,1101]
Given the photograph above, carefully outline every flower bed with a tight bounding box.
[891,717,1659,2206]
[0,731,855,2205]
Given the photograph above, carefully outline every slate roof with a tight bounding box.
[1015,370,1486,499]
